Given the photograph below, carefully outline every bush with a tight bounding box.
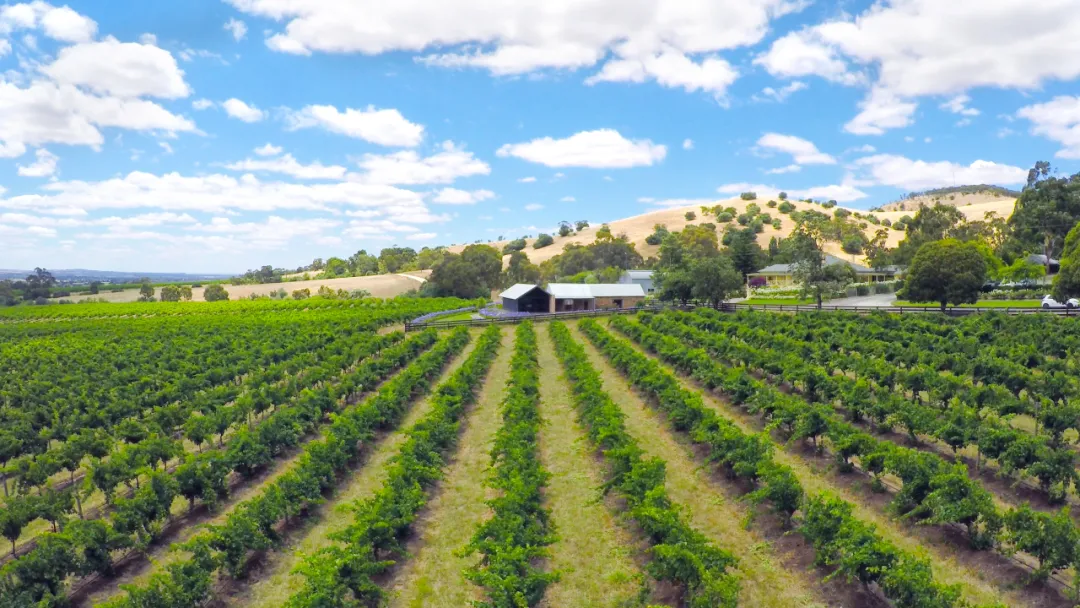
[502,239,527,254]
[856,284,871,296]
[778,202,796,214]
[685,211,696,221]
[772,219,782,230]
[292,288,311,300]
[822,200,837,209]
[842,235,866,255]
[203,284,229,302]
[740,192,757,201]
[716,212,734,223]
[778,192,788,200]
[767,200,777,208]
[533,233,555,249]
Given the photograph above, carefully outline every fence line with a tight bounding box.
[406,301,1078,330]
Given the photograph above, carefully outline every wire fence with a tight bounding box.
[406,301,1080,330]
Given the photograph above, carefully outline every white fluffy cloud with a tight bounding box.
[192,98,213,110]
[0,80,197,157]
[524,203,544,211]
[354,141,490,185]
[0,170,430,214]
[941,95,979,117]
[43,37,191,98]
[497,129,666,168]
[753,33,861,85]
[517,176,537,183]
[753,80,807,103]
[844,89,917,135]
[586,51,738,97]
[224,154,348,180]
[17,148,58,177]
[232,0,800,66]
[286,104,423,147]
[756,133,835,165]
[254,143,283,156]
[1017,96,1080,159]
[765,164,800,174]
[432,187,495,204]
[223,98,266,122]
[682,139,694,150]
[1,2,97,43]
[854,154,1028,191]
[224,18,247,41]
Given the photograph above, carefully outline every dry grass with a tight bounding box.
[569,324,827,608]
[878,191,1017,212]
[387,330,515,608]
[222,331,484,608]
[447,195,1019,267]
[67,273,426,304]
[534,326,643,608]
[600,322,1026,608]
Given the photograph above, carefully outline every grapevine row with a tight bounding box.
[620,313,1080,588]
[464,321,556,607]
[286,325,503,608]
[549,321,740,607]
[581,318,968,608]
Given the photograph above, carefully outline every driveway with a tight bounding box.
[826,293,897,307]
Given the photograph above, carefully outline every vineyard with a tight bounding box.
[6,300,1080,608]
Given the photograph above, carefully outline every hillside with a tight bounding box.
[450,195,1019,266]
[878,186,1019,212]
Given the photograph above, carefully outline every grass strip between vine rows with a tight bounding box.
[284,324,503,608]
[84,327,472,608]
[635,311,1080,590]
[580,318,973,608]
[463,321,556,607]
[549,320,740,608]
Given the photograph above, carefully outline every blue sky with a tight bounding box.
[0,0,1078,273]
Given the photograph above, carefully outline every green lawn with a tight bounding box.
[893,300,1043,309]
[434,310,479,322]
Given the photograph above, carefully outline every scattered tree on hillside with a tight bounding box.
[645,224,670,246]
[23,268,56,300]
[558,222,573,237]
[502,239,528,255]
[740,192,757,201]
[138,283,155,302]
[904,239,988,311]
[378,247,418,273]
[575,220,590,231]
[685,211,696,221]
[349,250,380,275]
[778,192,788,201]
[533,233,555,249]
[203,284,229,302]
[160,285,182,302]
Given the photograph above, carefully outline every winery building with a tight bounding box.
[499,283,646,313]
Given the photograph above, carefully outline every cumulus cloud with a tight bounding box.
[753,80,807,103]
[585,51,738,98]
[17,148,58,177]
[941,94,979,117]
[0,80,196,157]
[432,188,495,204]
[854,154,1028,190]
[43,37,191,98]
[223,98,266,122]
[524,203,544,211]
[286,104,424,147]
[1,2,97,43]
[844,89,917,135]
[1017,96,1080,158]
[224,154,348,180]
[765,164,801,174]
[756,133,835,165]
[224,18,247,41]
[351,141,490,186]
[230,0,803,90]
[192,98,213,110]
[254,143,283,156]
[682,139,694,150]
[517,176,537,183]
[497,129,666,168]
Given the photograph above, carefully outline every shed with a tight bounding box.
[499,284,550,313]
[620,269,655,294]
[547,283,646,312]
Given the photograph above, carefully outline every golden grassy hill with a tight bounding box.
[449,195,1019,267]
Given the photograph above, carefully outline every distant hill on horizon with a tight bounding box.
[878,185,1021,213]
[0,268,232,283]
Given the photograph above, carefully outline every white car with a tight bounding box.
[1041,295,1080,309]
